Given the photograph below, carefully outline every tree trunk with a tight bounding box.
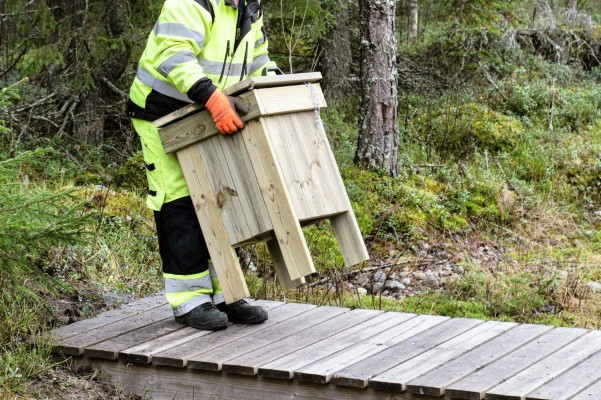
[355,0,398,176]
[75,0,130,144]
[48,0,131,144]
[407,0,418,44]
[317,2,354,108]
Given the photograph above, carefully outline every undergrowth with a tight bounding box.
[1,21,601,399]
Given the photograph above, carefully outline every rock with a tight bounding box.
[401,277,412,285]
[373,270,387,283]
[453,265,465,275]
[372,282,384,293]
[356,273,369,286]
[586,281,601,293]
[413,271,427,281]
[356,287,368,296]
[385,280,406,292]
[422,277,440,289]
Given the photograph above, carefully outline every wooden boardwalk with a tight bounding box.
[51,294,601,400]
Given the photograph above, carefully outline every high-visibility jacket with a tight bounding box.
[127,0,276,121]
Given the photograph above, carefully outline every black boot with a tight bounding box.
[175,302,229,331]
[217,300,268,324]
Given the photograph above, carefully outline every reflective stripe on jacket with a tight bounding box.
[127,0,276,121]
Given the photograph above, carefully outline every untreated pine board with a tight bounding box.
[263,114,313,220]
[258,311,413,380]
[332,317,485,389]
[158,89,261,154]
[445,326,589,400]
[153,72,324,129]
[51,294,167,342]
[294,314,449,384]
[120,300,283,364]
[525,349,601,400]
[53,303,174,356]
[405,323,554,397]
[222,308,381,376]
[266,238,306,289]
[253,84,326,116]
[569,378,601,400]
[217,133,271,239]
[224,72,323,97]
[159,84,326,154]
[177,145,249,303]
[84,317,185,360]
[242,118,315,280]
[198,136,253,243]
[152,302,315,368]
[368,320,518,393]
[288,112,343,216]
[485,330,601,400]
[294,111,346,214]
[78,357,436,400]
[189,305,347,372]
[296,110,369,267]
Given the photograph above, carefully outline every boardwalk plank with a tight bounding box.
[152,302,314,368]
[569,378,601,400]
[84,318,184,360]
[119,300,282,364]
[53,303,173,356]
[188,305,350,371]
[221,308,380,376]
[406,324,554,397]
[294,314,449,384]
[445,327,588,400]
[368,320,517,392]
[485,330,601,400]
[51,294,167,341]
[525,349,601,400]
[258,311,412,380]
[331,317,484,389]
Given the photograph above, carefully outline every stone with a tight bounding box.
[453,265,465,275]
[373,270,387,283]
[385,280,406,292]
[586,281,601,293]
[372,282,384,293]
[413,271,427,281]
[356,273,370,286]
[422,277,440,288]
[356,287,368,296]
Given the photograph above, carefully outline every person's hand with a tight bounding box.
[205,90,249,134]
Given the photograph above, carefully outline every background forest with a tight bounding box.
[1,0,601,398]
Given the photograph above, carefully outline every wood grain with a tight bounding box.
[485,330,601,400]
[369,320,517,392]
[445,326,588,400]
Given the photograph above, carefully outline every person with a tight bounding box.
[126,0,278,331]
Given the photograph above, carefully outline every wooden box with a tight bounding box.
[155,73,369,304]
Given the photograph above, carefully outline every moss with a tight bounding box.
[112,151,147,192]
[418,102,525,160]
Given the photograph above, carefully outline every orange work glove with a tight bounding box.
[205,90,249,134]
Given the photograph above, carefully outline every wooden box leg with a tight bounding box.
[266,239,306,289]
[177,146,250,304]
[242,118,316,281]
[330,211,370,268]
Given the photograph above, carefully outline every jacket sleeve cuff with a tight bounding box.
[187,78,218,105]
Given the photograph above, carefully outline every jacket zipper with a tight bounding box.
[218,40,231,84]
[239,41,248,82]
